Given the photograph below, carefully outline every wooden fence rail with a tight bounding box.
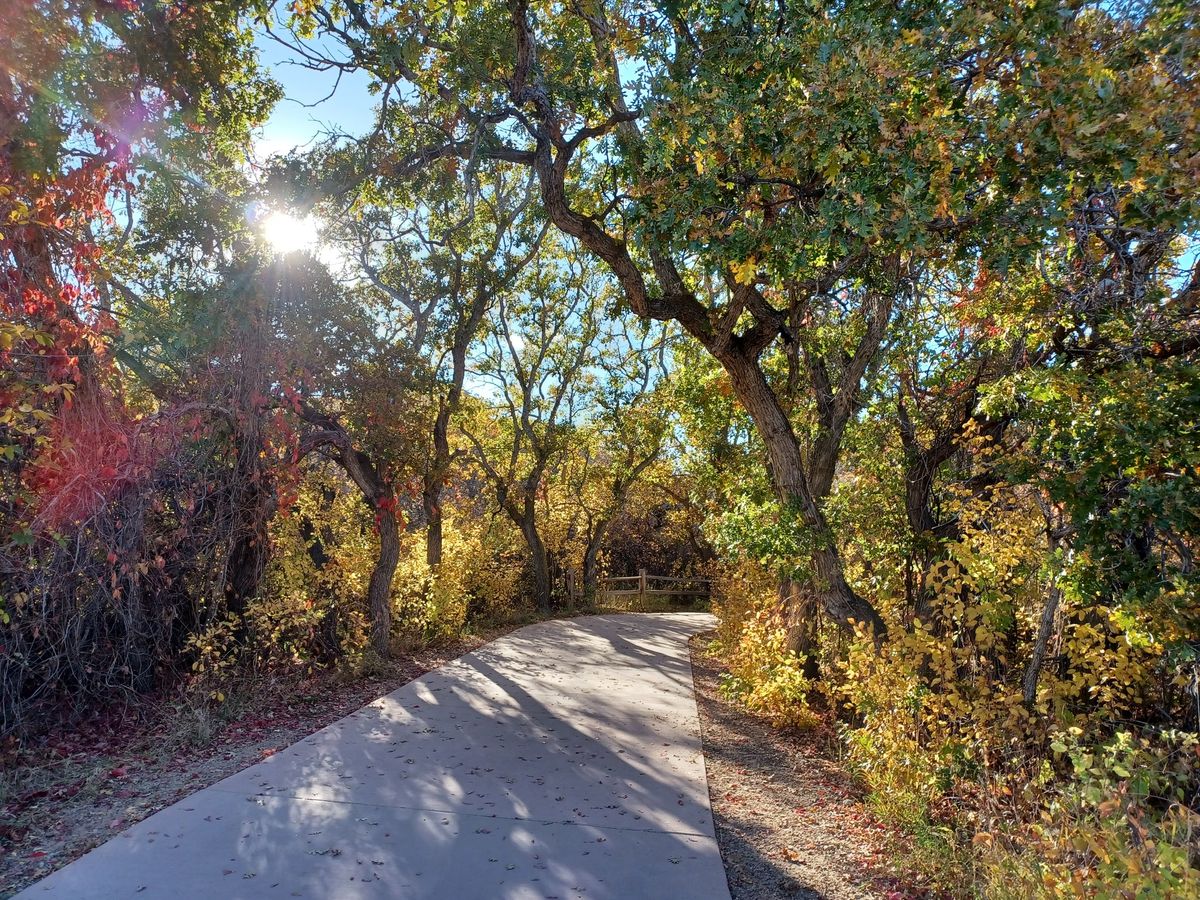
[594,568,713,609]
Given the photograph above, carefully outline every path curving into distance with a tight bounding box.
[17,613,731,900]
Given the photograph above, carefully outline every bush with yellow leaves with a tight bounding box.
[712,474,1199,897]
[712,559,820,729]
[391,543,469,644]
[981,729,1200,898]
[264,477,378,666]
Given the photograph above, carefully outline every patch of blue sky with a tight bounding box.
[251,22,378,160]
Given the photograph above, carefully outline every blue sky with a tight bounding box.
[252,26,377,158]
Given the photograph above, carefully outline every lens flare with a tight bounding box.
[261,211,321,254]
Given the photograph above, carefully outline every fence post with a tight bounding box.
[638,568,647,605]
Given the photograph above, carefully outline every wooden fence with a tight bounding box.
[594,569,712,611]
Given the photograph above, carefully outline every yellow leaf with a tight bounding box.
[732,257,758,285]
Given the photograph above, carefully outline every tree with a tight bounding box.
[571,320,673,597]
[461,234,601,611]
[1,0,280,730]
[295,402,400,657]
[309,158,545,567]
[286,0,1198,646]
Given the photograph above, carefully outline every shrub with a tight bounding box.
[982,729,1200,898]
[713,562,819,729]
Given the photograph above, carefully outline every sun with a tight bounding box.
[260,210,321,255]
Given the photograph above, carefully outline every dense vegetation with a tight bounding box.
[2,0,1197,895]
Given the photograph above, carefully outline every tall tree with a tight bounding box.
[1,0,280,730]
[571,320,673,597]
[313,161,545,567]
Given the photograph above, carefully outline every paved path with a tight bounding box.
[17,613,730,900]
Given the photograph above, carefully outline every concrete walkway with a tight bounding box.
[17,613,730,900]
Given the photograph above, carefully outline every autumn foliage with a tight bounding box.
[3,0,1200,896]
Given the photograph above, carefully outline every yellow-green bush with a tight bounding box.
[711,480,1199,897]
[268,477,528,652]
[393,512,527,641]
[710,558,777,652]
[982,730,1200,898]
[448,514,526,624]
[391,544,469,643]
[713,560,819,729]
[264,478,376,665]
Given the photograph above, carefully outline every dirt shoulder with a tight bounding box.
[0,629,512,898]
[690,633,923,900]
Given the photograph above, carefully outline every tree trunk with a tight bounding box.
[426,279,488,567]
[1024,530,1064,708]
[522,513,553,613]
[904,459,939,624]
[581,519,609,599]
[224,262,274,623]
[299,507,340,662]
[424,386,453,568]
[721,348,887,640]
[898,396,959,625]
[297,408,398,657]
[780,579,821,679]
[224,432,272,619]
[368,509,400,655]
[1022,583,1061,708]
[423,475,444,567]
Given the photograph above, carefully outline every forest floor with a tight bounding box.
[690,633,929,900]
[0,626,516,898]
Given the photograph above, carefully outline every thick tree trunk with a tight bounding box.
[423,475,444,567]
[224,429,272,619]
[721,348,888,640]
[897,387,1009,624]
[368,510,400,655]
[522,513,553,613]
[224,263,274,623]
[898,396,960,625]
[904,459,940,623]
[780,579,821,679]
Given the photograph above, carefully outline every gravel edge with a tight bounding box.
[690,631,917,900]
